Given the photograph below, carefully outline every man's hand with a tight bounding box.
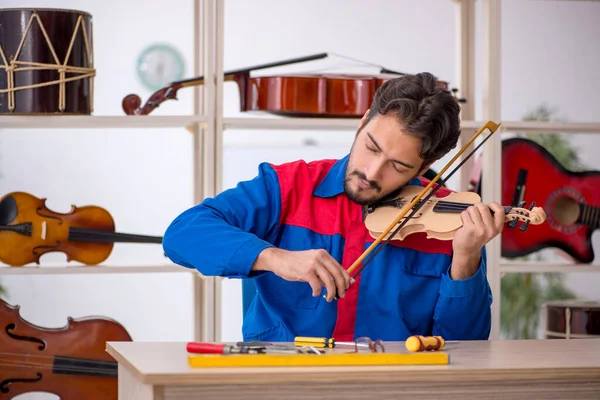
[451,201,505,279]
[253,248,351,301]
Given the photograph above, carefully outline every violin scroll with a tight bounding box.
[504,201,547,231]
[122,82,184,115]
[121,93,142,115]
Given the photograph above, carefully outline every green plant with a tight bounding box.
[499,104,579,340]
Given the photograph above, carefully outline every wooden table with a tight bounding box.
[106,339,600,399]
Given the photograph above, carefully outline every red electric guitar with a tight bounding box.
[469,137,600,264]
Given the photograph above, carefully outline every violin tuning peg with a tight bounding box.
[517,201,527,208]
[528,201,536,210]
[508,219,519,229]
[520,220,530,232]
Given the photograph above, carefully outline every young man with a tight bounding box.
[163,72,504,343]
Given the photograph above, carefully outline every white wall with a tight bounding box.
[1,2,599,395]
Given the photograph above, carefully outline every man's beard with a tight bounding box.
[343,169,384,205]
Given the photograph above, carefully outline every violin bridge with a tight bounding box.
[41,221,46,240]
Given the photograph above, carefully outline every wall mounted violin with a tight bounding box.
[122,52,466,118]
[0,298,131,399]
[0,191,163,266]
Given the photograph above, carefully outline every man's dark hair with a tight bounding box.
[360,72,462,169]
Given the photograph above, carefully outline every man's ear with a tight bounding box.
[359,109,369,126]
[355,109,370,137]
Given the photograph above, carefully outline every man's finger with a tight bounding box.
[468,205,484,227]
[306,274,322,297]
[321,257,348,298]
[476,203,495,235]
[316,266,336,302]
[461,209,473,227]
[489,202,505,231]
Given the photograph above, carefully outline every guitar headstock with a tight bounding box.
[505,201,547,232]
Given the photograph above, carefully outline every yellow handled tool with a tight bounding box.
[294,336,361,348]
[405,335,445,352]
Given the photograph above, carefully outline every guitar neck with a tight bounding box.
[68,227,162,244]
[577,204,600,230]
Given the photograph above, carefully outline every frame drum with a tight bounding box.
[0,8,95,114]
[543,300,600,339]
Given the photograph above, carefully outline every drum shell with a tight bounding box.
[544,300,600,339]
[0,8,94,114]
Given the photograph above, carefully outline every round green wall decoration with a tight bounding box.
[136,43,185,91]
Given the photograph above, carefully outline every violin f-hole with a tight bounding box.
[36,207,63,225]
[32,242,61,257]
[0,373,43,394]
[5,323,47,350]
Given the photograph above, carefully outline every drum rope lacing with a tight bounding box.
[0,12,96,112]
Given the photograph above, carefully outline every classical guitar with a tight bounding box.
[470,137,600,264]
[0,191,163,266]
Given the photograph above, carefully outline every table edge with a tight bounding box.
[117,364,600,386]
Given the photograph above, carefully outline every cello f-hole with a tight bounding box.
[0,373,44,394]
[5,323,47,350]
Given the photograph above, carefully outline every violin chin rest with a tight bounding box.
[0,194,18,225]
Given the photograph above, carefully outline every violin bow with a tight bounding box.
[332,120,501,300]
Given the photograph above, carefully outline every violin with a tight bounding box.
[0,192,163,267]
[332,120,547,299]
[0,297,131,399]
[122,52,464,117]
[363,185,547,241]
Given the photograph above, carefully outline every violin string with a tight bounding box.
[0,352,117,375]
[348,128,496,281]
[0,351,117,366]
[68,228,162,243]
[0,360,116,375]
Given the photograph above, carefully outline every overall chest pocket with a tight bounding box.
[399,250,447,335]
[260,273,321,309]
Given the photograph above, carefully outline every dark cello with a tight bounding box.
[0,192,163,266]
[122,52,462,117]
[0,298,131,399]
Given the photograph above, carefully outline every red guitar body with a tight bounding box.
[472,137,600,264]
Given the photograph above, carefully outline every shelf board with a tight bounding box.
[500,262,600,273]
[501,121,600,134]
[0,264,191,275]
[0,115,208,129]
[1,115,598,133]
[224,118,600,133]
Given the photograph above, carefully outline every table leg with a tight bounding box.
[118,364,164,400]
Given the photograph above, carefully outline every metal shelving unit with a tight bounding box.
[1,0,599,343]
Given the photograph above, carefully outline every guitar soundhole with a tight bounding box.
[545,187,585,233]
[553,197,579,225]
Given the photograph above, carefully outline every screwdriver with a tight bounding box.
[293,336,369,349]
[405,335,446,352]
[186,342,323,355]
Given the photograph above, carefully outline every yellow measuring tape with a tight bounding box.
[187,351,449,368]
